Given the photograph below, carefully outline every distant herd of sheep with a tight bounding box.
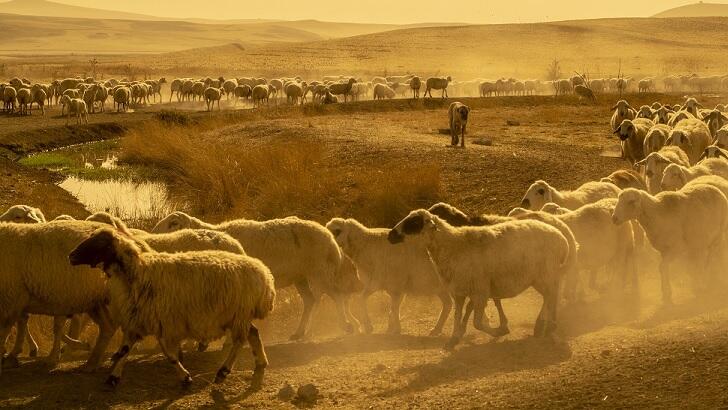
[3,72,728,122]
[3,94,728,388]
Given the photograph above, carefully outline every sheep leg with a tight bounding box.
[354,290,374,334]
[659,257,673,306]
[334,294,357,334]
[429,290,453,337]
[64,315,91,351]
[45,316,66,365]
[106,333,141,388]
[82,306,115,372]
[444,295,467,350]
[0,323,13,375]
[291,280,316,340]
[491,299,510,336]
[385,291,404,335]
[471,295,504,337]
[24,318,39,357]
[460,125,466,148]
[544,285,560,336]
[215,326,247,385]
[158,337,192,387]
[10,315,36,360]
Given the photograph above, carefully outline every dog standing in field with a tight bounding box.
[448,102,470,147]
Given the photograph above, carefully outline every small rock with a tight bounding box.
[277,382,295,401]
[506,120,520,126]
[297,383,320,402]
[601,349,612,357]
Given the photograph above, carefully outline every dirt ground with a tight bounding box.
[2,93,728,408]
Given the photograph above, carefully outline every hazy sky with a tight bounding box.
[56,0,704,24]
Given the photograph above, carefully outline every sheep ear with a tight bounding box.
[633,158,647,169]
[719,150,728,160]
[613,127,621,134]
[611,104,618,110]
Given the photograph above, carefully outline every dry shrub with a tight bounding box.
[121,120,441,225]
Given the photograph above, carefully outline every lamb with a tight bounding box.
[448,102,470,147]
[643,124,672,156]
[325,218,451,336]
[322,89,338,104]
[328,78,356,102]
[373,83,395,100]
[666,118,712,165]
[660,159,728,191]
[610,100,636,131]
[634,146,691,194]
[600,169,648,190]
[410,76,422,99]
[614,118,654,165]
[0,205,46,223]
[612,186,728,304]
[424,76,452,99]
[203,87,223,111]
[0,220,116,375]
[520,180,620,211]
[69,228,275,388]
[152,212,362,340]
[387,210,570,349]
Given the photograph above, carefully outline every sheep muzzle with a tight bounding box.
[387,230,404,244]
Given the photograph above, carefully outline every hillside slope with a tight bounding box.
[654,2,728,18]
[0,0,164,21]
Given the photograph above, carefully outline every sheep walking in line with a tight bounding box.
[634,147,690,194]
[612,186,728,305]
[424,76,452,99]
[520,180,619,211]
[69,229,275,388]
[660,158,728,192]
[448,102,470,147]
[326,218,451,336]
[152,212,362,340]
[0,221,116,375]
[388,210,570,349]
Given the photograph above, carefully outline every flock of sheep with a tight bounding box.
[3,93,727,388]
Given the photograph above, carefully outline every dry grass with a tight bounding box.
[120,120,441,226]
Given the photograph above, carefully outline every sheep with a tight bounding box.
[284,82,306,105]
[222,79,238,99]
[614,118,654,165]
[634,146,691,194]
[523,199,637,296]
[666,118,712,165]
[16,88,31,115]
[636,105,654,119]
[643,124,672,156]
[600,169,648,191]
[373,83,395,100]
[713,125,728,148]
[520,180,619,211]
[252,84,269,107]
[30,87,46,115]
[53,214,76,221]
[653,105,674,125]
[660,158,728,191]
[2,85,17,113]
[328,78,356,102]
[427,202,512,227]
[152,212,362,340]
[610,100,636,131]
[113,87,131,112]
[325,218,451,336]
[682,97,703,118]
[612,186,728,305]
[410,76,422,99]
[322,89,338,104]
[424,76,452,99]
[387,210,570,349]
[701,110,728,137]
[448,102,470,147]
[0,205,46,223]
[574,85,596,102]
[0,220,116,375]
[555,79,572,96]
[60,96,89,126]
[638,78,653,93]
[667,110,694,128]
[68,228,275,388]
[699,145,728,162]
[203,87,223,111]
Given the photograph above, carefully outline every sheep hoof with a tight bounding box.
[197,342,209,353]
[533,319,546,338]
[214,367,230,384]
[29,349,38,358]
[443,339,459,351]
[428,329,442,337]
[3,355,19,368]
[181,375,193,389]
[105,375,121,388]
[493,326,510,337]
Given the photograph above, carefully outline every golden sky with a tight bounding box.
[57,0,702,24]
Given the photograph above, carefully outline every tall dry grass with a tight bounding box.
[121,120,441,226]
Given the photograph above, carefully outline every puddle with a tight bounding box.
[59,176,175,221]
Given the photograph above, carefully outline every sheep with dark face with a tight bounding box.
[643,124,672,156]
[666,118,712,165]
[387,210,570,349]
[448,102,470,147]
[610,100,636,131]
[328,78,356,102]
[69,228,275,388]
[410,76,422,99]
[424,76,452,99]
[574,85,596,102]
[614,118,654,165]
[701,110,728,138]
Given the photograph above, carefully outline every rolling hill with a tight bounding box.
[0,0,166,21]
[654,2,728,18]
[140,17,728,79]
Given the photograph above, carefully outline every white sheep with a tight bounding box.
[667,110,694,128]
[634,146,690,194]
[713,125,728,148]
[0,220,116,375]
[520,180,619,211]
[373,83,395,100]
[448,102,470,147]
[69,228,275,388]
[666,118,712,165]
[660,158,728,191]
[701,110,728,138]
[614,118,654,165]
[388,210,570,349]
[610,100,636,131]
[600,169,647,190]
[652,105,674,125]
[612,186,728,304]
[326,218,450,336]
[643,124,672,156]
[152,212,362,340]
[0,205,46,223]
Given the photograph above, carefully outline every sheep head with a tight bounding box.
[660,163,688,191]
[69,229,127,274]
[388,209,438,244]
[427,202,471,227]
[152,211,194,233]
[326,218,355,251]
[0,205,45,223]
[521,180,553,210]
[612,189,644,225]
[667,130,691,149]
[636,106,654,119]
[612,100,633,117]
[699,146,728,162]
[614,119,636,141]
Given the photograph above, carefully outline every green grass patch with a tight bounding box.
[19,152,74,169]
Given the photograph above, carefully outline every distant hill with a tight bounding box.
[0,0,166,21]
[654,2,728,18]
